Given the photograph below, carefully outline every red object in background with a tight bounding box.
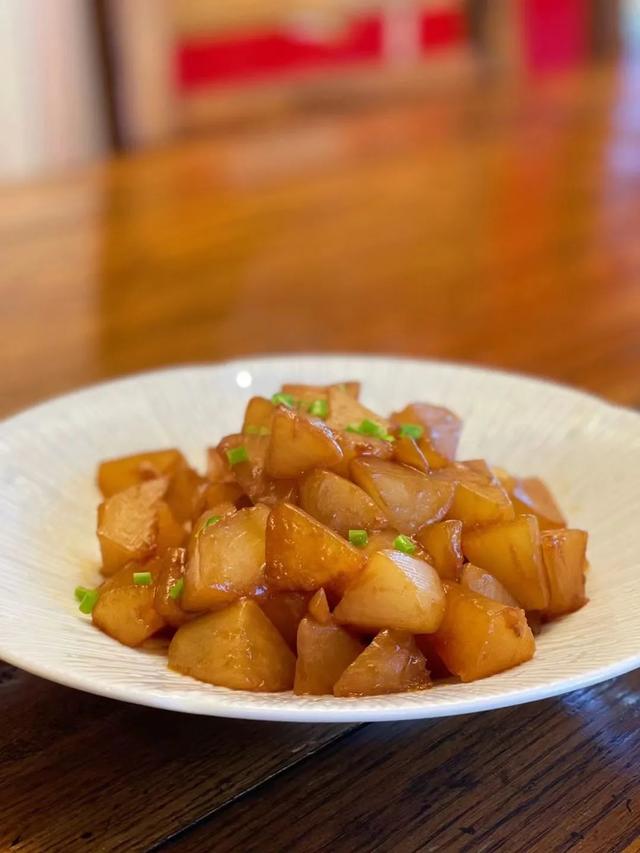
[176,8,466,92]
[521,0,588,74]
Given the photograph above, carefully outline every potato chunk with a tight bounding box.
[97,449,185,498]
[416,520,463,580]
[392,436,430,473]
[265,408,343,479]
[265,503,365,592]
[299,469,387,536]
[334,549,445,634]
[183,505,269,611]
[257,589,310,650]
[217,434,297,506]
[326,385,391,433]
[154,547,189,627]
[242,396,276,435]
[155,502,186,552]
[281,381,361,405]
[390,403,462,468]
[165,467,208,523]
[97,478,168,575]
[92,560,165,646]
[462,515,549,610]
[541,528,588,617]
[511,477,567,530]
[460,563,519,607]
[168,599,295,691]
[432,583,535,681]
[294,617,364,695]
[350,458,453,534]
[330,431,394,478]
[333,630,430,697]
[433,464,515,526]
[308,588,331,624]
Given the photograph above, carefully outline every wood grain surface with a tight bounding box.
[1,58,639,852]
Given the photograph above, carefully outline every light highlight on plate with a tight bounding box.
[235,370,252,389]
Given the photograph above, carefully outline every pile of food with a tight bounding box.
[77,381,589,697]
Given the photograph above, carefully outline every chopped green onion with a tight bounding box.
[348,529,368,548]
[271,392,296,408]
[204,515,222,529]
[133,571,153,586]
[78,588,99,614]
[346,419,395,442]
[169,578,184,600]
[245,425,271,436]
[399,423,424,440]
[309,399,329,418]
[393,534,417,555]
[227,445,249,465]
[74,585,90,603]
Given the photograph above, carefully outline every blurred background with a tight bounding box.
[2,0,640,416]
[0,0,630,180]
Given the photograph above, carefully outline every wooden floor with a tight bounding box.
[1,59,640,851]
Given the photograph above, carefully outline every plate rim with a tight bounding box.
[1,354,639,722]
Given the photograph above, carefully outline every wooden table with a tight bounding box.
[1,62,639,852]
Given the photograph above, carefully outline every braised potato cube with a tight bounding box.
[330,431,394,478]
[154,547,189,627]
[203,480,246,510]
[217,434,297,505]
[265,503,365,592]
[166,467,208,523]
[334,549,446,634]
[308,588,331,624]
[156,502,186,552]
[432,464,515,526]
[281,381,361,406]
[97,478,168,575]
[350,458,454,534]
[416,520,463,580]
[257,589,310,650]
[92,560,165,646]
[333,630,430,697]
[168,599,295,691]
[242,396,276,435]
[462,515,549,610]
[206,447,236,483]
[392,436,430,473]
[97,449,185,498]
[299,469,387,536]
[265,408,343,479]
[390,403,462,461]
[294,617,364,695]
[460,563,519,607]
[511,477,567,529]
[414,633,452,680]
[326,386,391,433]
[541,528,588,617]
[182,505,269,611]
[433,583,535,681]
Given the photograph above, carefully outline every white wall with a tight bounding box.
[0,0,107,183]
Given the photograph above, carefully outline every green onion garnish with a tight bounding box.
[169,578,184,600]
[394,534,417,555]
[348,529,368,548]
[227,446,249,465]
[346,419,395,442]
[271,392,296,408]
[74,585,90,602]
[309,399,329,418]
[78,588,99,614]
[204,515,222,529]
[245,425,271,436]
[399,423,424,440]
[133,571,152,586]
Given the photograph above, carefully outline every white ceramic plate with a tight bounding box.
[1,356,639,722]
